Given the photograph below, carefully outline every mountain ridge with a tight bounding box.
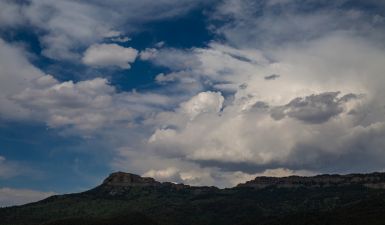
[237,171,385,189]
[2,171,385,225]
[99,171,385,190]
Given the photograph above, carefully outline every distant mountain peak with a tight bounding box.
[102,171,161,187]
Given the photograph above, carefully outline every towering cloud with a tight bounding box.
[1,0,385,192]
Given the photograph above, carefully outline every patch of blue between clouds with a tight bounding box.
[110,8,214,92]
[0,120,111,193]
[0,7,213,193]
[0,8,213,92]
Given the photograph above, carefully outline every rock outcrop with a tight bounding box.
[96,171,218,196]
[102,172,161,187]
[237,172,385,189]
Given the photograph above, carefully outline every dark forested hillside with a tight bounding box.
[2,172,385,225]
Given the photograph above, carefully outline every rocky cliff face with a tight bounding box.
[97,171,385,194]
[98,172,163,196]
[102,172,161,187]
[237,172,385,189]
[96,171,197,196]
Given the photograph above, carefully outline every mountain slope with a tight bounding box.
[2,172,385,225]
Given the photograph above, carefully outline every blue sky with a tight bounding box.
[1,0,385,206]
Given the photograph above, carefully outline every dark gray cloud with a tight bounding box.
[253,101,269,109]
[192,158,287,174]
[264,74,280,80]
[338,93,360,102]
[286,92,343,123]
[271,92,358,124]
[287,122,385,173]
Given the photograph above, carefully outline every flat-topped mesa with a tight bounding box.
[237,172,385,189]
[102,172,161,187]
[100,172,213,192]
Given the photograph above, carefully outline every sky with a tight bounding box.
[1,0,385,207]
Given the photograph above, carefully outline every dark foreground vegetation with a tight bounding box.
[2,172,385,225]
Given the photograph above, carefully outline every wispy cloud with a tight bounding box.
[0,187,55,207]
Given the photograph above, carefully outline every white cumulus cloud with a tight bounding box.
[82,43,138,69]
[180,91,224,119]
